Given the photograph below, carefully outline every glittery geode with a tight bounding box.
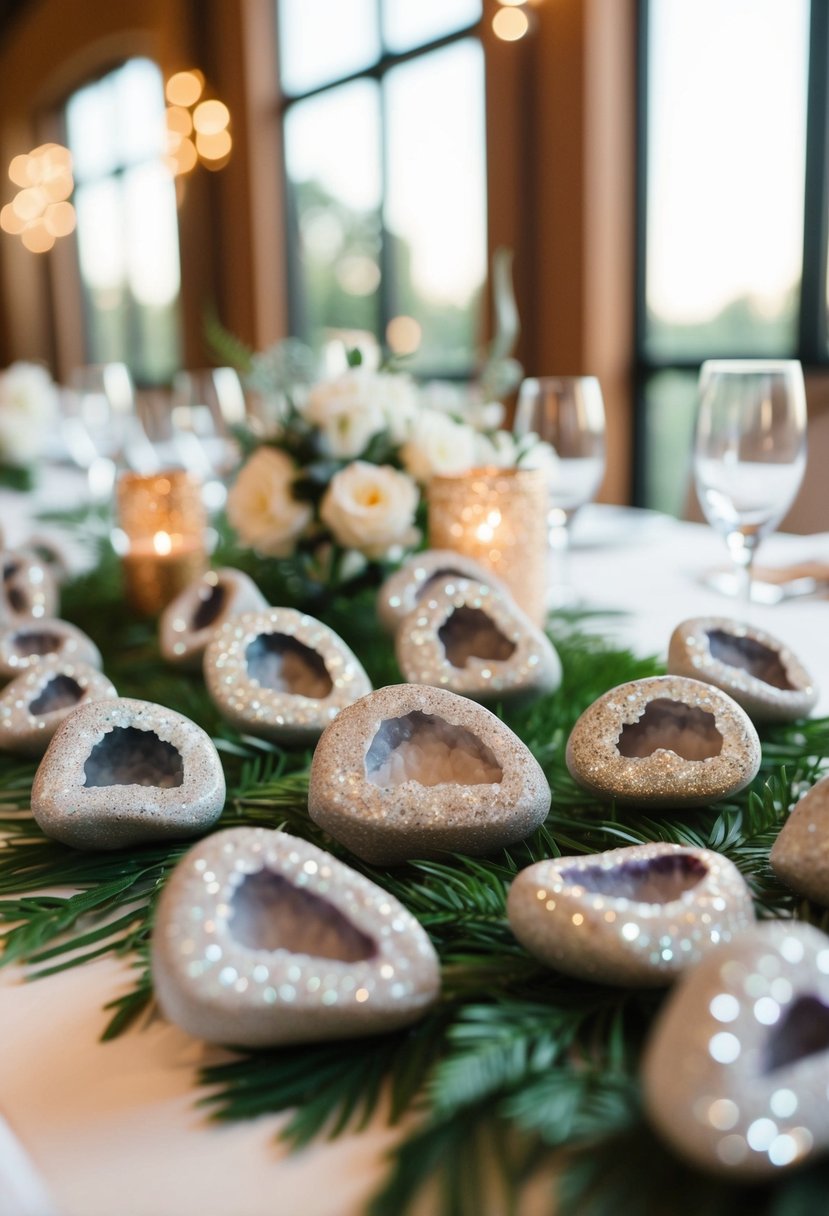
[204,608,372,746]
[0,550,59,625]
[308,683,551,864]
[31,697,226,850]
[668,617,818,724]
[160,568,269,669]
[642,920,829,1178]
[770,776,829,905]
[0,618,102,681]
[0,656,117,756]
[566,675,761,808]
[152,826,441,1046]
[507,842,754,986]
[395,578,561,706]
[377,549,512,634]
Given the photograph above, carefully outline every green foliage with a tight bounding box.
[1,516,828,1214]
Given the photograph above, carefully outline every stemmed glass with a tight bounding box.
[169,368,246,510]
[513,376,606,606]
[694,359,807,612]
[62,363,156,499]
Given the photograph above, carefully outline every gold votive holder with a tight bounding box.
[116,470,207,616]
[427,466,549,624]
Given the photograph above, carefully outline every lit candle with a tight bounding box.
[427,466,549,623]
[116,470,207,616]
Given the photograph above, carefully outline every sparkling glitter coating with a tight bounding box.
[31,697,225,849]
[0,549,59,625]
[152,826,441,1046]
[507,842,754,986]
[0,656,117,756]
[159,567,268,669]
[771,775,829,904]
[0,617,101,680]
[643,921,829,1178]
[308,683,551,864]
[566,675,761,807]
[395,577,561,706]
[377,548,512,635]
[668,616,818,724]
[204,608,372,745]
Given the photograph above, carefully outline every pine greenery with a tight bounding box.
[1,519,828,1215]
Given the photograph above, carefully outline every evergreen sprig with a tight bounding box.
[1,509,828,1214]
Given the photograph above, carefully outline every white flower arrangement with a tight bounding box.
[0,361,59,474]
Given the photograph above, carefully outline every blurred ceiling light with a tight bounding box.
[492,7,530,39]
[193,100,230,136]
[165,69,204,108]
[164,72,232,176]
[386,314,422,355]
[166,105,193,137]
[196,130,232,168]
[336,254,381,296]
[498,0,528,5]
[1,143,75,252]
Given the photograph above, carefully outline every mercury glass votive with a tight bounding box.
[427,467,549,623]
[116,470,207,616]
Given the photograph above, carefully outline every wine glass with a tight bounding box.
[169,368,245,510]
[514,376,606,606]
[63,362,156,498]
[694,359,807,612]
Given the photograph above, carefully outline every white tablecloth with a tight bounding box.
[0,488,827,1216]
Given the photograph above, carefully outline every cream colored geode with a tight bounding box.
[308,683,551,864]
[152,826,441,1047]
[0,618,101,681]
[204,608,372,746]
[395,577,561,705]
[770,775,829,904]
[507,842,754,986]
[668,616,818,723]
[642,921,829,1178]
[378,549,512,634]
[31,697,226,850]
[0,656,117,756]
[159,568,268,669]
[0,550,59,624]
[566,675,761,807]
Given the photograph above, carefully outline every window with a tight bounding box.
[65,58,182,384]
[636,0,826,515]
[276,0,487,375]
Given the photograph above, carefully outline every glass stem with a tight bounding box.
[726,530,758,618]
[548,508,573,607]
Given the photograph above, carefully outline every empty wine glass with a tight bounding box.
[694,359,807,612]
[170,368,245,510]
[514,376,606,606]
[63,362,156,498]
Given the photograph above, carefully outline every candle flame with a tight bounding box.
[153,530,173,556]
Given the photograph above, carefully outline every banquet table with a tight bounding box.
[0,478,827,1216]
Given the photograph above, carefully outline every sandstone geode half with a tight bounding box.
[0,618,101,681]
[0,550,59,625]
[160,568,268,669]
[377,548,512,634]
[770,775,829,905]
[0,656,117,756]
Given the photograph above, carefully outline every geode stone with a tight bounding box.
[308,683,551,864]
[668,617,818,724]
[395,578,561,706]
[642,920,829,1178]
[31,697,225,849]
[0,657,117,757]
[770,776,829,905]
[0,550,59,625]
[204,608,372,746]
[566,675,761,808]
[0,618,101,681]
[160,568,269,669]
[152,826,441,1047]
[377,549,512,634]
[507,842,754,986]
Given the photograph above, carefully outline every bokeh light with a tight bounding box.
[1,143,76,252]
[165,70,204,108]
[492,7,530,39]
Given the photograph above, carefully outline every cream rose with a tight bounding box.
[320,461,419,559]
[303,370,399,458]
[226,447,312,557]
[0,362,59,466]
[400,409,479,483]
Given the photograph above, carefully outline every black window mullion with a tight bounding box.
[798,0,829,364]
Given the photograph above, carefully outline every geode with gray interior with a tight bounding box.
[0,618,101,681]
[308,683,551,864]
[152,826,441,1046]
[377,548,513,634]
[395,577,561,705]
[668,616,818,723]
[566,675,761,807]
[770,775,829,905]
[0,656,117,756]
[204,608,372,745]
[507,841,754,986]
[0,550,59,625]
[159,568,268,669]
[642,920,829,1178]
[31,697,225,849]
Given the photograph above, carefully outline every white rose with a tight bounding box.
[400,410,479,483]
[519,436,560,482]
[0,362,59,466]
[320,461,419,559]
[475,430,519,468]
[303,369,416,458]
[226,447,312,557]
